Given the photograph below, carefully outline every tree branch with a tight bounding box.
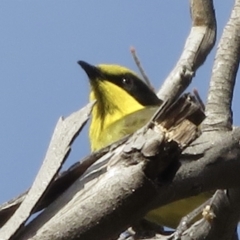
[0,103,93,240]
[203,0,240,131]
[157,0,216,102]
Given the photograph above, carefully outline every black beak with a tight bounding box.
[78,60,100,79]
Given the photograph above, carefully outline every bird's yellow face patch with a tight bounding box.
[90,80,144,127]
[89,63,145,121]
[89,79,145,151]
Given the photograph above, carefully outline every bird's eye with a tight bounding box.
[122,77,133,90]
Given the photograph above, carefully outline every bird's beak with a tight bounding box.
[78,60,100,79]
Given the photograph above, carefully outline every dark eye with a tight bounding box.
[122,77,133,90]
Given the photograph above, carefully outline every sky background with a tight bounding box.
[0,0,238,230]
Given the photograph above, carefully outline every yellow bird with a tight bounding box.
[78,60,210,228]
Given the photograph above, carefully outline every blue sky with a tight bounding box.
[0,0,238,226]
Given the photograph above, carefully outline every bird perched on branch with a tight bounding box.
[78,60,162,151]
[78,60,209,228]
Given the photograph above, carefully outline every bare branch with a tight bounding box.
[0,132,120,228]
[131,129,240,240]
[0,193,25,228]
[0,102,93,240]
[15,125,240,240]
[203,0,240,131]
[157,0,216,102]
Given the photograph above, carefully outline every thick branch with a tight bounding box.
[0,138,124,228]
[15,128,240,240]
[145,129,240,211]
[203,0,240,131]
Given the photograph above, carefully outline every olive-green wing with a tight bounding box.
[103,106,159,145]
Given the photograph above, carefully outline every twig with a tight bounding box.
[193,88,205,111]
[130,46,155,92]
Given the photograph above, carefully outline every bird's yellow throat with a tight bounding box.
[89,80,145,150]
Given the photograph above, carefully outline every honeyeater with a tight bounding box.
[78,60,210,229]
